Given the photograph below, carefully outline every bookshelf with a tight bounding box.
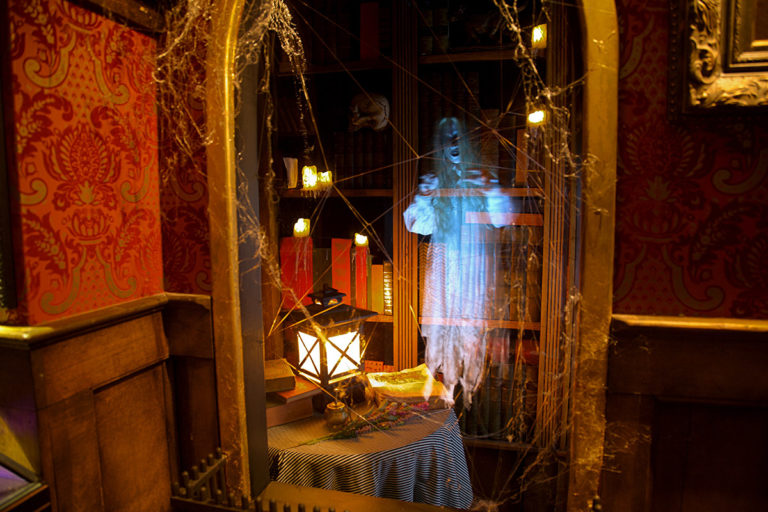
[267,0,578,470]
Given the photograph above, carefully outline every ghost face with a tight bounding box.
[438,118,463,164]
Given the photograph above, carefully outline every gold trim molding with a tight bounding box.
[670,0,768,114]
[612,313,768,333]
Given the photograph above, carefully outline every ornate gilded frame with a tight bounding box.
[670,0,768,115]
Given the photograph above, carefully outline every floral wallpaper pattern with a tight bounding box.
[614,0,768,318]
[2,0,163,324]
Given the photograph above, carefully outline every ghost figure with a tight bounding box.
[404,117,511,406]
[348,93,390,131]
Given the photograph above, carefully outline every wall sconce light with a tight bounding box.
[527,108,547,126]
[293,218,310,237]
[354,233,368,247]
[532,24,547,49]
[289,286,376,390]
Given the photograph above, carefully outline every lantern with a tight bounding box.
[288,286,376,390]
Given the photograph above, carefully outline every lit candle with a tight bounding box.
[319,170,333,187]
[293,218,310,237]
[527,108,547,126]
[354,233,368,247]
[302,165,318,189]
[532,24,547,49]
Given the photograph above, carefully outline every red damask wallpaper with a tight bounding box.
[2,0,163,325]
[614,0,768,318]
[157,18,211,295]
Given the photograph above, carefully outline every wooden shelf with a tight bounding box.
[420,49,518,65]
[367,314,393,323]
[419,317,541,330]
[465,212,544,226]
[434,186,544,197]
[278,59,391,76]
[280,188,393,198]
[462,438,537,453]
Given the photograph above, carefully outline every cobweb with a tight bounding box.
[157,0,589,510]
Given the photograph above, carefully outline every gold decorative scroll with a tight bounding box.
[674,0,768,111]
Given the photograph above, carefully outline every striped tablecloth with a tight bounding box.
[267,407,473,509]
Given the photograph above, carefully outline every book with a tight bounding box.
[371,263,384,313]
[331,238,352,304]
[264,358,296,393]
[313,247,333,292]
[266,397,315,428]
[382,261,393,315]
[354,245,369,308]
[280,237,314,308]
[367,364,449,409]
[359,2,380,60]
[270,375,322,404]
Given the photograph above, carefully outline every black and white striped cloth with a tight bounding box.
[268,408,473,509]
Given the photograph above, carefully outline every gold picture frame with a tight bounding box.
[670,0,768,115]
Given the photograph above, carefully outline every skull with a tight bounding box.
[348,93,390,132]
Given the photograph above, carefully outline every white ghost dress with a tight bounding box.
[404,169,512,405]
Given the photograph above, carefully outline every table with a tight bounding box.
[267,407,473,509]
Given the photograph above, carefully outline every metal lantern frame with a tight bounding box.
[288,296,376,389]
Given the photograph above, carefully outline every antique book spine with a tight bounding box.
[501,362,515,438]
[382,261,393,315]
[331,238,352,305]
[359,2,380,60]
[524,226,543,323]
[488,363,503,438]
[280,237,314,308]
[312,247,332,292]
[371,263,384,314]
[354,245,369,308]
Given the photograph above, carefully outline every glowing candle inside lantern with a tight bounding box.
[319,170,333,186]
[354,233,368,247]
[532,24,547,49]
[293,218,310,237]
[527,109,547,126]
[302,165,318,189]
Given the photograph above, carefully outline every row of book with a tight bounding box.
[417,225,542,324]
[287,0,393,67]
[418,68,525,188]
[280,236,394,315]
[455,355,538,442]
[331,129,393,190]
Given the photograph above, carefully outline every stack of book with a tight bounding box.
[264,359,323,427]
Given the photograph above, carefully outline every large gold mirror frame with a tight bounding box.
[671,0,768,114]
[205,0,618,508]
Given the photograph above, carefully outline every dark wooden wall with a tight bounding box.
[601,316,768,511]
[0,294,219,512]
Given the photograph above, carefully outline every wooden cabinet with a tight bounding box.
[0,294,219,512]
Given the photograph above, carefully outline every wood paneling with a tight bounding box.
[171,357,220,471]
[30,313,168,408]
[651,402,768,511]
[39,391,104,512]
[95,366,172,512]
[0,295,219,512]
[602,315,768,512]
